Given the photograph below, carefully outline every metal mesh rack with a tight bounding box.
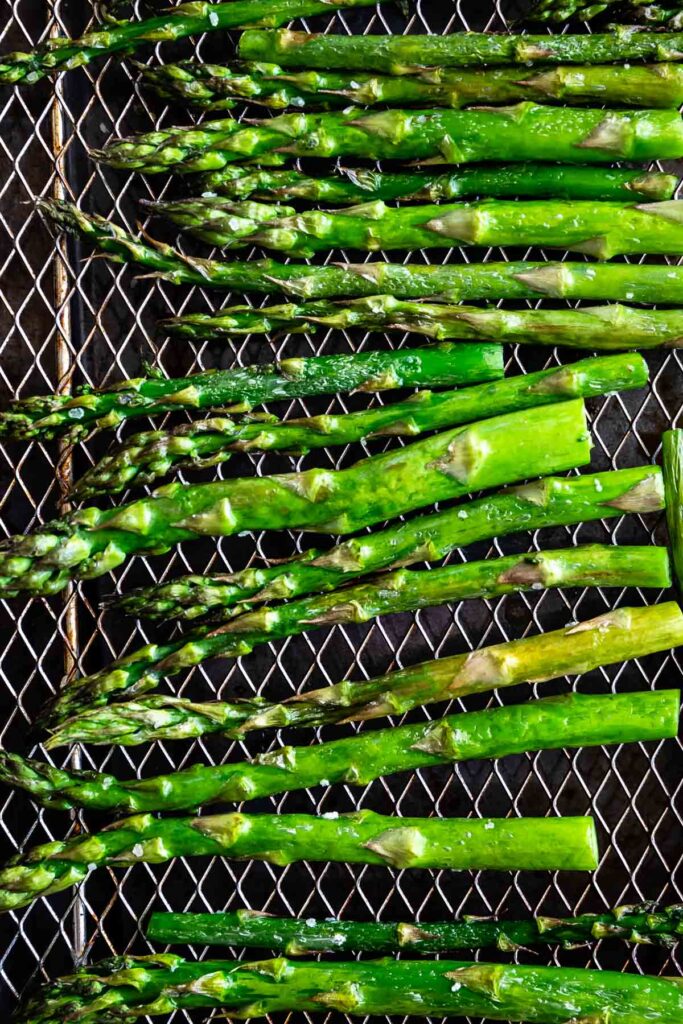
[0,1,681,1019]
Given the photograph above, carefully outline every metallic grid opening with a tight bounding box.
[0,1,681,1019]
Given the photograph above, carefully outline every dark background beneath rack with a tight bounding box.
[0,0,681,1019]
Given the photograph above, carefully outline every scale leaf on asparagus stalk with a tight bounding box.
[41,200,683,301]
[73,354,648,499]
[111,465,665,623]
[94,105,683,173]
[237,27,683,69]
[200,164,678,204]
[0,0,390,85]
[145,902,683,952]
[13,954,683,1024]
[0,336,497,442]
[2,692,677,814]
[152,197,683,261]
[46,601,683,748]
[39,543,670,729]
[165,299,683,348]
[0,399,593,598]
[0,811,600,913]
[139,59,683,110]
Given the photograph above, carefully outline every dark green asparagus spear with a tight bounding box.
[74,354,647,499]
[145,902,683,952]
[528,0,683,24]
[662,428,683,593]
[40,543,670,729]
[139,59,683,110]
[94,105,683,173]
[41,200,683,301]
[112,464,664,623]
[5,691,675,813]
[46,601,683,748]
[0,811,600,913]
[0,0,388,85]
[0,338,495,443]
[165,299,683,349]
[0,399,593,598]
[200,164,678,204]
[14,954,683,1024]
[237,27,683,69]
[154,197,683,260]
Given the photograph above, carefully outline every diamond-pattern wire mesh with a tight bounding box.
[0,0,682,1018]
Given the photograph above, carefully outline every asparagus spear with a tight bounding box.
[166,299,683,349]
[94,105,683,173]
[237,27,683,69]
[528,0,683,23]
[3,691,677,814]
[0,339,495,443]
[146,902,683,952]
[0,811,600,912]
[74,354,647,499]
[0,0,388,85]
[113,464,665,623]
[140,59,683,110]
[40,544,670,729]
[41,200,683,301]
[46,601,683,748]
[662,429,683,593]
[0,399,592,598]
[154,197,683,260]
[200,164,679,204]
[14,955,683,1024]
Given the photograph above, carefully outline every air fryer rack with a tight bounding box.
[0,1,681,1019]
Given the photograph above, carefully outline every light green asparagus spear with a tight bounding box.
[662,428,683,593]
[46,602,683,748]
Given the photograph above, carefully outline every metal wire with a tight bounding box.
[0,1,681,1019]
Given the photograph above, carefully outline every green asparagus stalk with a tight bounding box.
[74,354,647,499]
[40,543,670,729]
[0,339,499,443]
[165,299,683,349]
[200,164,678,204]
[46,601,683,748]
[139,58,683,110]
[0,811,600,913]
[146,902,683,952]
[0,0,388,85]
[112,464,665,623]
[0,399,592,598]
[528,0,683,24]
[94,105,683,173]
[41,200,683,301]
[237,27,683,69]
[6,691,676,814]
[662,429,683,593]
[14,955,683,1024]
[154,197,683,261]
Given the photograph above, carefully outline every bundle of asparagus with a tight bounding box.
[110,465,664,622]
[236,27,683,68]
[0,399,593,598]
[0,339,497,442]
[151,197,683,261]
[139,59,683,110]
[0,811,600,912]
[39,543,670,729]
[46,602,683,748]
[146,902,683,951]
[95,105,683,173]
[165,299,683,347]
[42,200,683,300]
[0,0,389,85]
[4,691,676,814]
[73,354,646,498]
[13,954,683,1022]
